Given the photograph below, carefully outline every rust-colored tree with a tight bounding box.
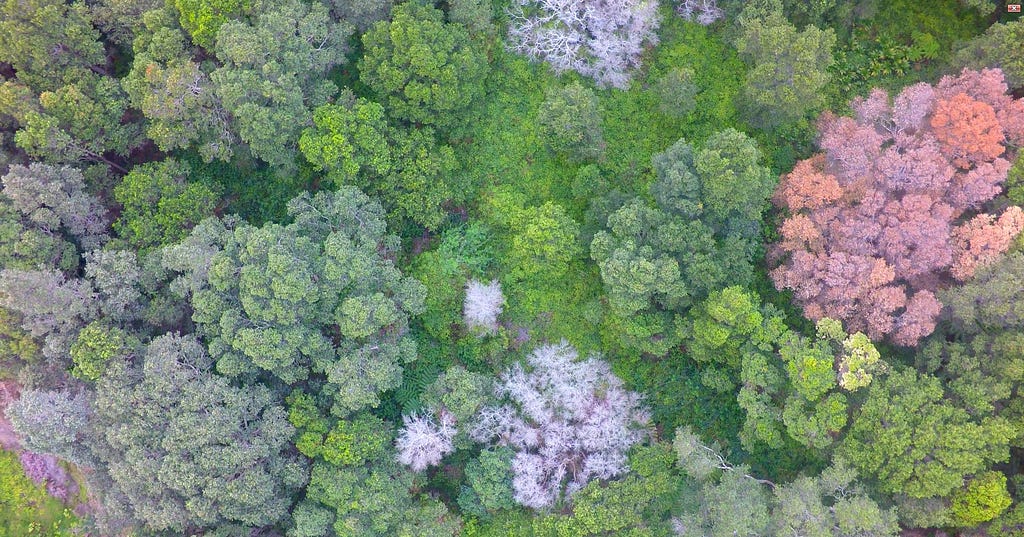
[771,68,1024,346]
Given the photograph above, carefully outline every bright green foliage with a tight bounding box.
[840,368,1015,499]
[11,73,140,167]
[91,334,307,534]
[301,96,391,184]
[458,448,516,519]
[950,471,1012,526]
[681,288,880,451]
[113,159,219,251]
[485,188,582,282]
[163,188,426,415]
[0,450,77,537]
[321,414,392,467]
[411,223,494,342]
[955,21,1024,89]
[211,0,352,170]
[0,0,106,92]
[734,8,835,129]
[359,2,488,128]
[299,448,459,537]
[591,130,774,355]
[174,0,251,48]
[69,321,134,381]
[300,95,458,228]
[537,82,605,162]
[122,9,236,162]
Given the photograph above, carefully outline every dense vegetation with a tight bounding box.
[2,0,1024,535]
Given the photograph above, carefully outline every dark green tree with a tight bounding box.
[591,130,774,355]
[0,0,106,92]
[91,333,308,534]
[734,8,835,129]
[537,82,605,162]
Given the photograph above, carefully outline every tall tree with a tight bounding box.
[591,129,774,355]
[211,0,352,170]
[770,69,1024,346]
[0,0,106,92]
[299,94,458,229]
[469,341,650,509]
[733,7,835,128]
[90,333,307,534]
[112,159,219,252]
[359,2,487,128]
[121,9,236,162]
[163,188,426,416]
[839,368,1014,500]
[537,82,606,162]
[508,0,660,88]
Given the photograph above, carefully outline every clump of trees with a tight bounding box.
[591,129,775,355]
[770,68,1024,346]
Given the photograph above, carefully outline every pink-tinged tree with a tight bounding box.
[770,69,1024,346]
[469,341,649,509]
[507,0,660,89]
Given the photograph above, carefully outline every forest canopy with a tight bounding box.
[1,0,1023,536]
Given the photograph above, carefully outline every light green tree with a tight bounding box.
[359,2,488,128]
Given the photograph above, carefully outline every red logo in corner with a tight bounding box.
[1010,4,1022,12]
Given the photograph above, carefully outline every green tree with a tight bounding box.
[458,448,516,519]
[299,95,458,228]
[121,9,236,162]
[359,2,488,128]
[326,0,392,32]
[591,131,774,356]
[69,321,134,381]
[174,0,251,48]
[7,73,139,170]
[840,368,1015,499]
[113,159,219,251]
[163,188,426,416]
[537,82,605,162]
[950,471,1012,526]
[91,334,307,534]
[954,21,1024,89]
[211,0,352,170]
[734,8,835,129]
[0,0,106,92]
